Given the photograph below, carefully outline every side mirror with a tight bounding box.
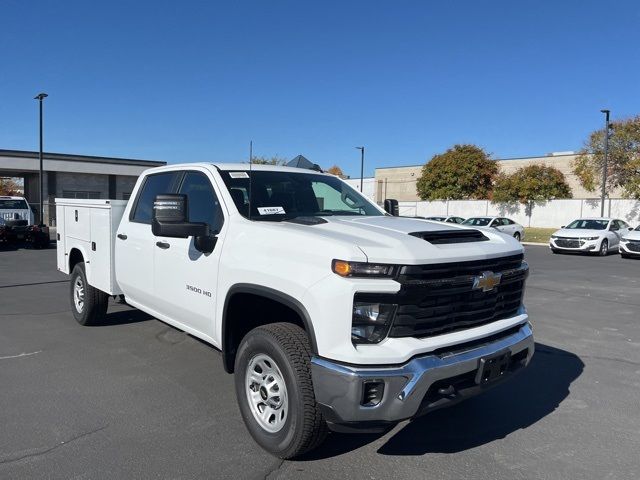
[561,225,565,228]
[152,194,209,239]
[384,199,399,216]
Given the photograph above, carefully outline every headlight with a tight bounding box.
[332,260,397,278]
[352,302,397,344]
[551,235,558,239]
[582,236,599,241]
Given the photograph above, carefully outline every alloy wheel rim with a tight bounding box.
[73,277,85,312]
[601,241,607,255]
[245,353,288,433]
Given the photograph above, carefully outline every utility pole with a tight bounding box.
[600,109,610,217]
[34,93,48,226]
[355,146,365,192]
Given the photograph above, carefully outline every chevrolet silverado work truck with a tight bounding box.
[56,163,533,458]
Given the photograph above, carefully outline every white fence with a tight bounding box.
[399,198,640,228]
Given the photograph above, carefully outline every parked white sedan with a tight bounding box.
[422,215,466,224]
[619,224,640,258]
[550,218,633,256]
[462,216,525,241]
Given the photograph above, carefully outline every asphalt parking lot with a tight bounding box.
[1,245,638,479]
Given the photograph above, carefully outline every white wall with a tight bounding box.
[399,199,640,228]
[343,177,376,202]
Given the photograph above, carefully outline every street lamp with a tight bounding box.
[600,109,610,217]
[34,92,48,226]
[355,146,365,192]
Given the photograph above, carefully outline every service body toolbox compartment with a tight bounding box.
[55,199,127,295]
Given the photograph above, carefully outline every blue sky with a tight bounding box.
[1,1,639,177]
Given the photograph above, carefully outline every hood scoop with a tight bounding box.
[409,229,489,244]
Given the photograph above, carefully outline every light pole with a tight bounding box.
[600,109,610,217]
[355,146,364,192]
[34,92,48,226]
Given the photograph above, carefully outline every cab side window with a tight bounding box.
[131,172,182,224]
[179,172,224,233]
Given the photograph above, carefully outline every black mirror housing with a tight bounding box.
[384,199,399,216]
[152,194,209,239]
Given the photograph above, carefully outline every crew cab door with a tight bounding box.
[116,171,183,308]
[153,170,226,340]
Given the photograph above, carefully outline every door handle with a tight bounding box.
[117,234,128,240]
[156,241,170,249]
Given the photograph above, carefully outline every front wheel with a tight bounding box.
[234,323,328,459]
[599,239,609,256]
[513,232,521,242]
[70,262,108,325]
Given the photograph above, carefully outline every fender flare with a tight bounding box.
[221,283,318,373]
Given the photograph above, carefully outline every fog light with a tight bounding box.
[361,380,385,407]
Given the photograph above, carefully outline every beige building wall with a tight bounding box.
[374,153,620,202]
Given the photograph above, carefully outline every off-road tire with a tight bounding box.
[234,323,328,459]
[70,262,108,326]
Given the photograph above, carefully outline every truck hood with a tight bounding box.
[553,228,607,238]
[279,215,523,264]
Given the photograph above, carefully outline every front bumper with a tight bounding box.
[550,237,600,252]
[311,322,534,432]
[620,241,640,256]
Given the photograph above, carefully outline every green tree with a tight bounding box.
[249,155,287,165]
[492,164,572,203]
[416,144,498,200]
[572,115,640,198]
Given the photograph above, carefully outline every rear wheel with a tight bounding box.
[70,262,108,326]
[599,239,609,256]
[234,323,328,459]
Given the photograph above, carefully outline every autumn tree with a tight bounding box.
[326,165,346,178]
[492,164,572,204]
[0,178,21,196]
[572,115,640,198]
[416,144,498,200]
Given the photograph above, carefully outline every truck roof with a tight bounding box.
[0,196,26,200]
[145,162,332,176]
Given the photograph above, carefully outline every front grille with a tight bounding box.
[555,237,580,248]
[627,242,640,252]
[357,254,527,339]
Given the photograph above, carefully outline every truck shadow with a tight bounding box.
[99,307,154,326]
[304,343,583,459]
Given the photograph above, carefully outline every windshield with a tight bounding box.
[462,217,491,227]
[565,219,608,230]
[220,170,383,221]
[0,199,28,209]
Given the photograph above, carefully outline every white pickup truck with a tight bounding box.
[56,162,533,458]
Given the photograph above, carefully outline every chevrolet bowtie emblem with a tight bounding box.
[473,271,502,292]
